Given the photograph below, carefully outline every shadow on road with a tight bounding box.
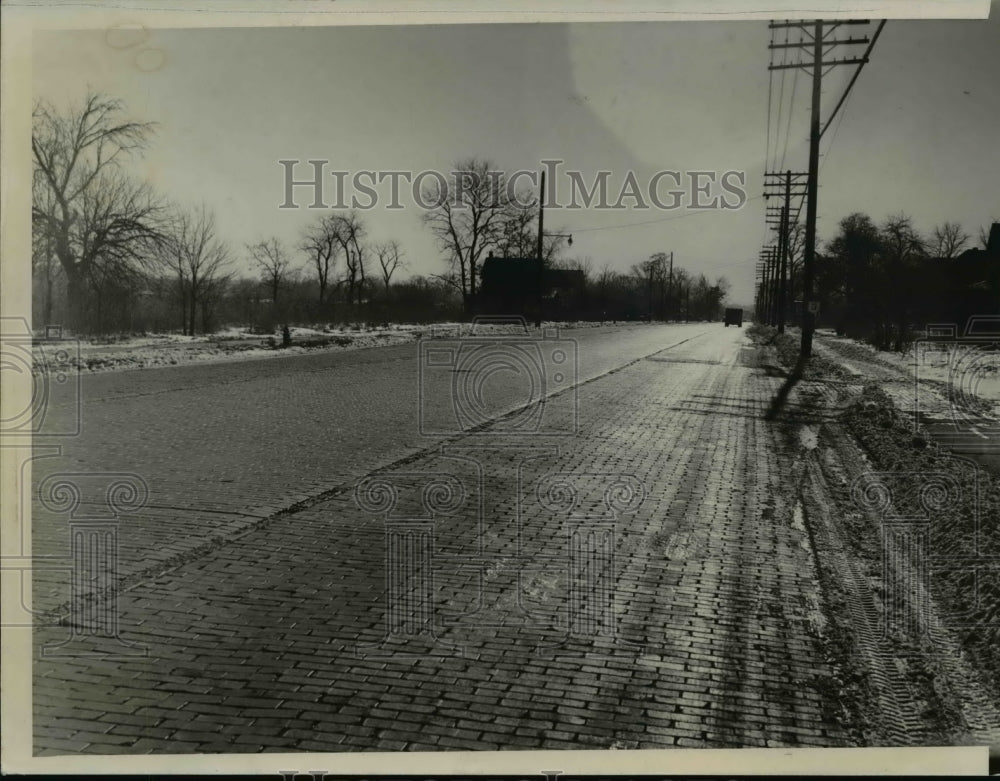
[765,357,807,421]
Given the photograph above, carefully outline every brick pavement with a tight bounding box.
[32,326,859,753]
[29,324,704,614]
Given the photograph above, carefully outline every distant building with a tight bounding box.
[987,222,1000,256]
[915,222,1000,331]
[478,255,587,320]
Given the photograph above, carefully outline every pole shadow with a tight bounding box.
[764,357,807,421]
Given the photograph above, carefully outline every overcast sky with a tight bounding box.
[33,12,1000,304]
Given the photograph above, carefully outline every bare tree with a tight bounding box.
[77,170,164,331]
[786,220,806,294]
[882,214,927,262]
[299,214,341,307]
[555,255,593,278]
[374,240,406,292]
[881,214,927,350]
[422,158,512,310]
[595,263,616,295]
[248,237,291,311]
[496,205,533,259]
[161,210,191,332]
[931,221,971,258]
[324,211,368,307]
[198,270,233,334]
[162,204,233,335]
[630,257,657,319]
[978,219,999,250]
[497,199,569,265]
[32,187,61,326]
[32,92,162,332]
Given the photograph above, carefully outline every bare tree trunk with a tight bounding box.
[43,243,55,326]
[188,286,198,336]
[357,258,366,308]
[459,259,469,313]
[65,273,86,334]
[178,273,187,334]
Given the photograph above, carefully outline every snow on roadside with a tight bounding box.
[815,329,1000,420]
[31,320,643,375]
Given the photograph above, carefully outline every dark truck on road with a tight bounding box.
[723,308,743,328]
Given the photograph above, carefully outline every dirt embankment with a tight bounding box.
[750,323,1000,747]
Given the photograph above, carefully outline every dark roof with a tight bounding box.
[481,257,585,290]
[988,222,1000,255]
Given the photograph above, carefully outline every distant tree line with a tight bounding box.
[31,93,730,336]
[421,158,730,322]
[502,255,731,323]
[815,213,998,350]
[30,93,459,335]
[757,213,998,351]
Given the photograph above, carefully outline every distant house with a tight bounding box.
[914,222,1000,332]
[478,255,587,320]
[987,222,1000,256]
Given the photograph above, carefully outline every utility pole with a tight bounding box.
[777,171,791,333]
[646,259,654,319]
[535,169,545,328]
[761,241,780,327]
[667,251,674,321]
[775,205,787,333]
[765,170,807,333]
[755,262,764,322]
[801,19,822,357]
[759,246,776,325]
[758,250,768,324]
[769,18,873,359]
[763,249,772,325]
[759,261,768,324]
[769,246,780,326]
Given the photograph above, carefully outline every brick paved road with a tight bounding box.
[32,323,868,753]
[30,323,706,612]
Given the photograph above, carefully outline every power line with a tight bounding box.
[571,194,766,234]
[779,66,799,172]
[772,25,789,173]
[821,20,886,138]
[765,26,775,172]
[761,19,881,354]
[819,84,852,173]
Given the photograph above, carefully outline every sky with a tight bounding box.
[32,10,1000,305]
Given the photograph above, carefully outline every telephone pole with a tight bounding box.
[768,246,780,326]
[759,246,778,325]
[780,171,793,333]
[667,251,674,321]
[757,250,768,323]
[755,261,766,323]
[777,188,789,334]
[802,19,823,357]
[769,19,874,359]
[535,169,545,328]
[765,170,806,333]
